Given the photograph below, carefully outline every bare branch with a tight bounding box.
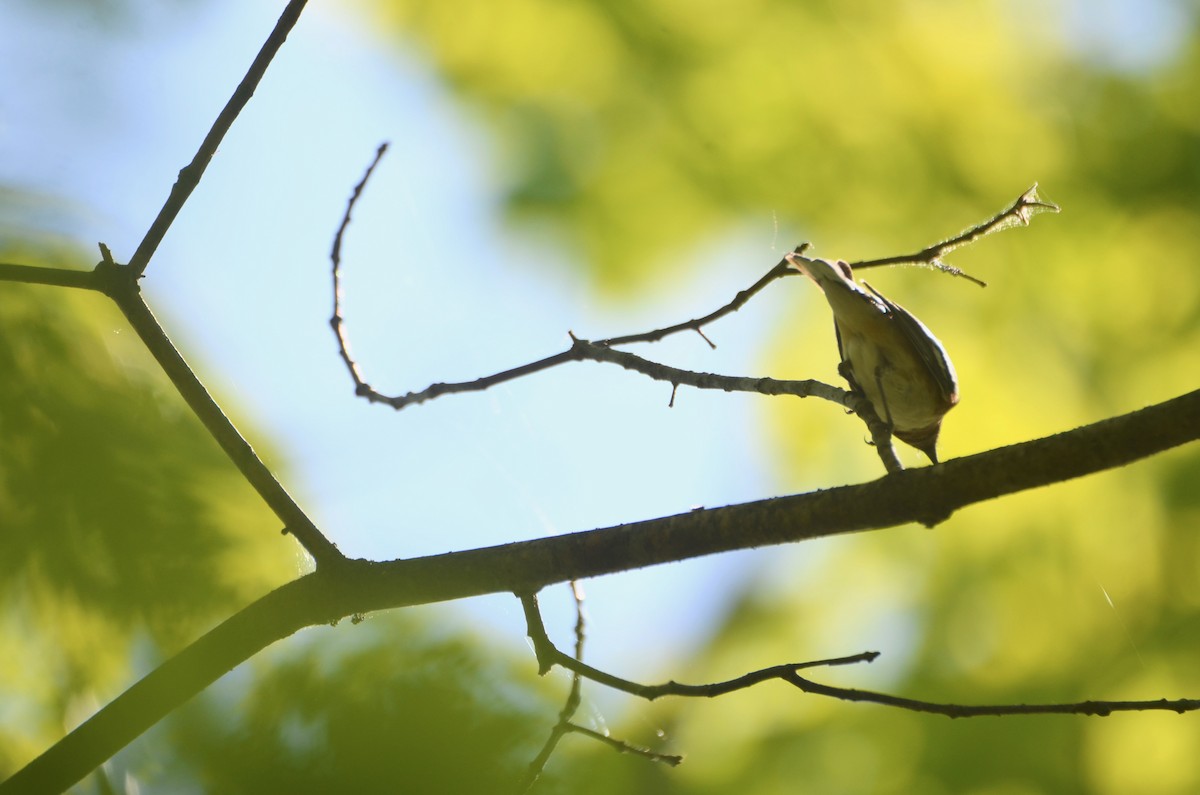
[91,267,343,568]
[326,259,905,466]
[522,590,878,699]
[1,254,342,568]
[330,142,390,394]
[563,724,684,767]
[126,0,312,277]
[519,584,587,793]
[596,243,808,347]
[0,261,97,290]
[324,178,900,466]
[786,672,1200,718]
[522,587,1200,724]
[849,184,1060,283]
[11,388,1197,793]
[518,584,687,792]
[322,188,1057,470]
[571,338,903,471]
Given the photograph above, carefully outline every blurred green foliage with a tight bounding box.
[0,244,559,793]
[0,243,298,776]
[3,0,1200,792]
[356,0,1200,793]
[146,611,557,794]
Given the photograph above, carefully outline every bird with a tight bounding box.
[786,254,959,464]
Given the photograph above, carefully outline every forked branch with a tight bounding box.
[849,184,1060,284]
[518,584,682,794]
[329,162,1059,474]
[519,590,1200,722]
[6,388,1196,794]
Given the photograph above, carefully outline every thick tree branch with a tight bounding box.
[9,388,1196,793]
[0,261,97,290]
[126,0,311,277]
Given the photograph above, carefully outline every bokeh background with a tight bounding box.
[2,0,1199,792]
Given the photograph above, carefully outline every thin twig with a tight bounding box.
[322,189,1059,471]
[596,243,808,348]
[572,337,902,472]
[563,723,683,766]
[326,186,893,462]
[518,584,586,793]
[849,184,1060,284]
[330,142,390,394]
[127,0,312,277]
[519,586,683,792]
[786,672,1200,718]
[520,589,1200,721]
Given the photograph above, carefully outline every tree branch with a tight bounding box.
[326,157,900,466]
[126,0,311,277]
[326,179,1060,474]
[849,184,1060,283]
[521,587,1200,719]
[330,141,389,393]
[785,673,1200,718]
[104,279,343,567]
[517,585,681,793]
[595,247,804,347]
[0,251,343,568]
[9,388,1195,793]
[0,261,97,290]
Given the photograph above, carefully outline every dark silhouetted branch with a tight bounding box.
[105,282,343,567]
[325,183,1061,472]
[126,0,312,277]
[520,587,1200,723]
[596,245,807,348]
[0,247,343,569]
[518,584,682,794]
[0,261,97,290]
[8,388,1196,793]
[330,141,389,393]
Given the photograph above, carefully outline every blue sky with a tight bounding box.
[3,0,1185,712]
[1,0,799,685]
